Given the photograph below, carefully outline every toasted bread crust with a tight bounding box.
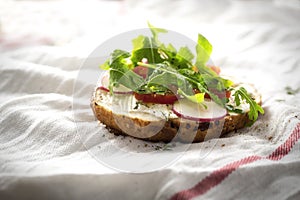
[91,86,262,143]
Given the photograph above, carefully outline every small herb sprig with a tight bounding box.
[233,87,264,121]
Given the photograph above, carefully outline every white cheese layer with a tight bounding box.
[95,85,252,121]
[95,90,177,121]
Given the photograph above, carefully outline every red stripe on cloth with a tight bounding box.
[170,156,262,200]
[170,123,300,200]
[267,123,300,161]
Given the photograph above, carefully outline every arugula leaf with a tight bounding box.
[133,22,194,71]
[110,50,131,65]
[158,46,193,70]
[178,88,205,104]
[196,33,213,65]
[177,68,203,90]
[194,33,218,78]
[100,59,110,70]
[136,84,169,94]
[159,43,176,59]
[132,26,226,107]
[147,70,178,87]
[132,35,146,51]
[147,21,168,44]
[131,36,164,65]
[225,104,243,114]
[201,74,232,92]
[147,22,194,69]
[138,62,194,92]
[147,63,192,93]
[109,49,144,91]
[166,43,177,53]
[131,48,163,65]
[100,49,131,71]
[222,79,234,89]
[177,46,194,63]
[233,87,264,121]
[137,61,226,107]
[110,69,144,91]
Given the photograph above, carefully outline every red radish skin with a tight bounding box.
[113,90,133,94]
[172,99,227,122]
[172,108,226,122]
[98,86,110,92]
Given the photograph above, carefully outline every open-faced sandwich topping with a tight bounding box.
[99,22,264,123]
[91,22,264,142]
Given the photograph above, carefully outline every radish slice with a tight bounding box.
[112,84,133,94]
[99,72,133,94]
[172,99,227,122]
[101,73,110,88]
[98,86,109,92]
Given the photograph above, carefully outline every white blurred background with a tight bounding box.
[1,0,299,62]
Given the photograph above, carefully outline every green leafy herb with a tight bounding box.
[195,34,213,66]
[108,49,144,91]
[100,59,110,70]
[178,88,205,104]
[165,43,177,53]
[131,37,164,65]
[137,61,226,106]
[138,62,192,95]
[147,21,168,44]
[225,104,243,114]
[99,22,264,123]
[177,46,194,63]
[132,35,146,51]
[233,87,264,121]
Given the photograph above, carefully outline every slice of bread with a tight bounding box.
[91,83,262,143]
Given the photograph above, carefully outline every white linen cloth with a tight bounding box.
[0,0,300,199]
